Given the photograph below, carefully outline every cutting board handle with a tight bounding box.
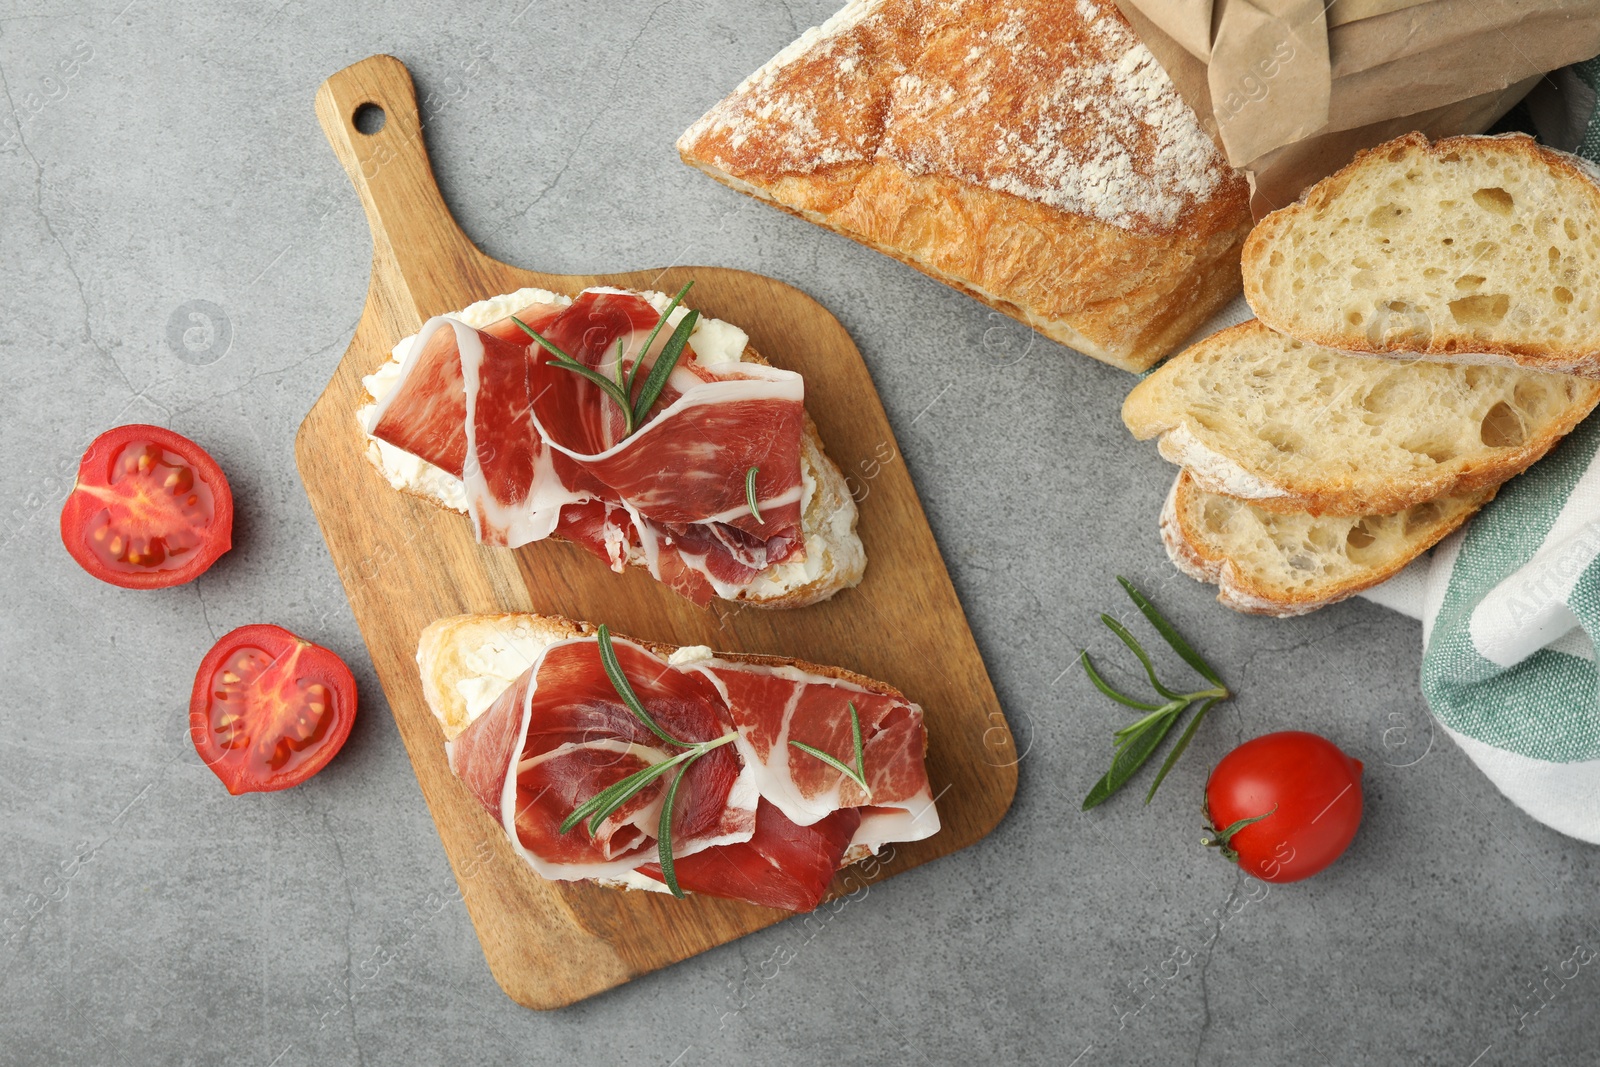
[314,54,486,316]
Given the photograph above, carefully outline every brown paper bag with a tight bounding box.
[1116,0,1600,216]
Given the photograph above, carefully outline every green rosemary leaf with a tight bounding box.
[509,314,582,366]
[558,359,635,415]
[849,701,866,785]
[613,337,628,392]
[1114,702,1184,741]
[1117,576,1225,689]
[746,467,763,524]
[597,625,690,748]
[1083,582,1233,808]
[1081,651,1165,712]
[789,703,871,796]
[1144,697,1220,804]
[510,316,638,435]
[582,752,692,836]
[630,281,693,396]
[560,757,665,836]
[656,757,696,898]
[1100,614,1181,701]
[1082,706,1183,811]
[631,309,698,428]
[789,741,870,794]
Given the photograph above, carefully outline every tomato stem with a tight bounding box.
[1202,805,1278,864]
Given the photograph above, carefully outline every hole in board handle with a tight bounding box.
[352,103,386,135]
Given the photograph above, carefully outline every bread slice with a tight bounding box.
[416,611,917,870]
[358,288,865,609]
[417,612,907,743]
[1123,319,1600,516]
[676,0,1251,372]
[1242,132,1600,377]
[1161,471,1493,617]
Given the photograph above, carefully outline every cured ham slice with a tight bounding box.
[448,637,754,882]
[369,288,807,604]
[444,633,939,912]
[367,300,566,479]
[636,800,861,913]
[694,660,940,850]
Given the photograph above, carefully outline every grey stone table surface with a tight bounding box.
[2,2,1597,1064]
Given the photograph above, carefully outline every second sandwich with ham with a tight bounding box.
[418,612,941,913]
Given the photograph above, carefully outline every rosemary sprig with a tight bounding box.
[745,466,764,524]
[509,280,699,439]
[628,281,692,391]
[789,702,870,797]
[1081,579,1229,810]
[631,308,698,428]
[559,624,736,898]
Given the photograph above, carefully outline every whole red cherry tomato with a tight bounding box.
[190,625,358,794]
[1204,731,1363,883]
[59,424,233,589]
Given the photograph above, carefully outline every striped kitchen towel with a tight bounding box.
[1358,62,1600,842]
[1365,417,1600,843]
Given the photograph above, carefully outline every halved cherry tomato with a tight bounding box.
[1204,731,1364,884]
[59,424,233,589]
[190,624,358,794]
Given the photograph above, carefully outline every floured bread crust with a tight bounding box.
[677,0,1251,372]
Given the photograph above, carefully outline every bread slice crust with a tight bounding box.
[1123,319,1600,516]
[1243,132,1600,377]
[1160,471,1493,617]
[676,0,1251,372]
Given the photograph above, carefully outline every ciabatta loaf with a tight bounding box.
[1123,319,1600,516]
[676,0,1251,372]
[1243,133,1600,377]
[357,287,865,609]
[1161,471,1493,617]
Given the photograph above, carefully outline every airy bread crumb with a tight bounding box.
[1123,319,1600,515]
[1244,133,1600,376]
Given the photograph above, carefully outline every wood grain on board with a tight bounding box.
[295,54,1017,1008]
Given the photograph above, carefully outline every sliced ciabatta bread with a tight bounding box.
[357,287,865,609]
[1123,319,1600,516]
[417,612,591,742]
[1243,133,1600,377]
[1161,471,1494,617]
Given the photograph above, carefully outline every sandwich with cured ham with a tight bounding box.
[357,285,865,607]
[418,612,941,912]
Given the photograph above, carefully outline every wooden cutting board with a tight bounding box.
[295,54,1017,1009]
